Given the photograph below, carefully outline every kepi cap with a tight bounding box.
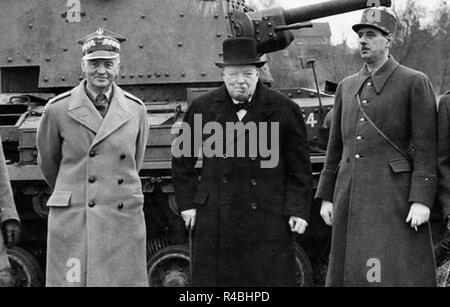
[352,8,397,35]
[78,28,127,60]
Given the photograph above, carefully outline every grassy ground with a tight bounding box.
[437,260,450,287]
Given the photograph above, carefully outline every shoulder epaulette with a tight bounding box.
[124,92,144,106]
[48,91,71,104]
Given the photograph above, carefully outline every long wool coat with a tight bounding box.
[0,138,20,273]
[316,56,438,287]
[172,82,313,287]
[437,94,450,223]
[37,81,149,287]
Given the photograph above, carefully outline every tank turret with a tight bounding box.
[229,0,392,53]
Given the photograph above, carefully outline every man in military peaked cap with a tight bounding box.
[37,28,149,287]
[316,8,438,286]
[172,37,313,286]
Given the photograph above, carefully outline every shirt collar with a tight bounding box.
[84,82,113,102]
[232,96,252,105]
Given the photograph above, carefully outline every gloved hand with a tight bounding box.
[2,220,21,248]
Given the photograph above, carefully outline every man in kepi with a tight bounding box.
[0,138,21,287]
[172,37,313,286]
[316,8,437,286]
[37,28,149,287]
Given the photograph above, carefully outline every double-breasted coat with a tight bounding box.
[316,56,438,287]
[172,82,313,287]
[437,94,450,224]
[37,81,149,287]
[0,137,20,274]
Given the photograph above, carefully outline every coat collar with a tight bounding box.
[355,55,400,95]
[209,81,276,124]
[68,80,131,146]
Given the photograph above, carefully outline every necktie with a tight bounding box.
[232,100,251,112]
[94,94,108,118]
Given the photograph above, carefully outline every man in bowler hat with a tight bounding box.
[316,8,438,286]
[172,37,313,286]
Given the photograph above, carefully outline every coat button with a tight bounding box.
[120,154,126,160]
[251,179,257,186]
[118,203,124,210]
[250,203,258,210]
[222,176,228,184]
[362,100,368,104]
[367,82,372,86]
[89,150,96,157]
[118,179,124,185]
[356,136,363,140]
[355,154,361,159]
[88,176,96,183]
[360,117,366,122]
[88,201,96,208]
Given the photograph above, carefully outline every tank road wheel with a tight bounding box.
[7,247,43,287]
[295,243,314,287]
[147,245,190,287]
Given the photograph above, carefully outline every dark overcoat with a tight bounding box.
[316,56,437,287]
[172,82,313,287]
[437,94,450,223]
[37,81,149,287]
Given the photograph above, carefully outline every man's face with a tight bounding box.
[82,58,120,90]
[223,66,259,102]
[358,27,392,64]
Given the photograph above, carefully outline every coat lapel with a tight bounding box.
[354,55,400,95]
[209,85,239,124]
[68,81,103,134]
[92,83,132,147]
[242,82,276,124]
[370,56,400,94]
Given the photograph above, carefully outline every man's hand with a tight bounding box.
[320,201,334,226]
[288,217,308,234]
[406,203,430,230]
[2,220,21,248]
[181,209,197,230]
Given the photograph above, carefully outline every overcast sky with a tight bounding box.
[270,0,443,47]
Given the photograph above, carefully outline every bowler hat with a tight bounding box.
[215,37,266,68]
[352,8,397,35]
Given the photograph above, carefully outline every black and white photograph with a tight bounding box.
[0,0,448,292]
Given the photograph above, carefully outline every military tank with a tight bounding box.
[0,0,395,287]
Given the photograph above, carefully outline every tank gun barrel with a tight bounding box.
[284,0,392,25]
[235,0,392,54]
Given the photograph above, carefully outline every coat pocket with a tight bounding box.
[389,158,412,173]
[46,191,72,207]
[193,191,209,206]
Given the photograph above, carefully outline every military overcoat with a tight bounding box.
[0,138,20,274]
[316,56,438,287]
[37,81,149,287]
[172,82,313,287]
[438,94,450,223]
